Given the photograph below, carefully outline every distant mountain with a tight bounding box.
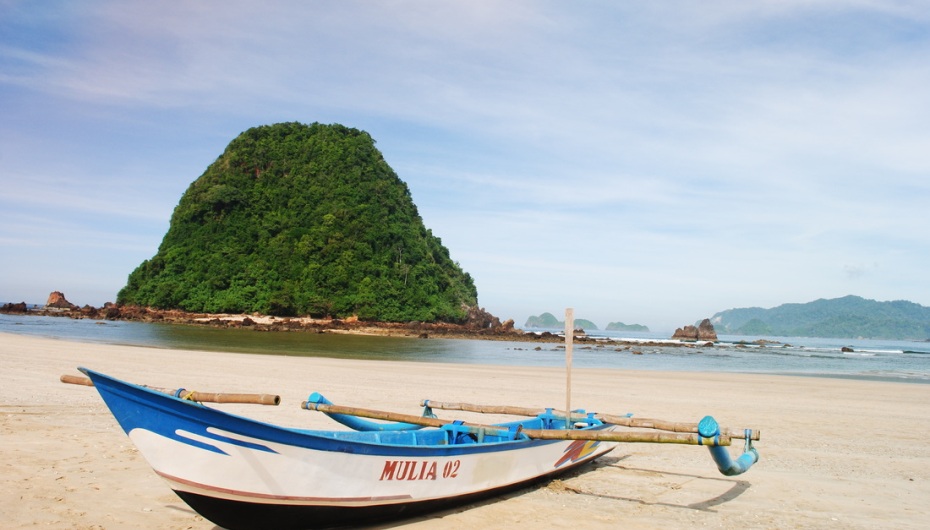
[524,313,598,330]
[524,312,561,328]
[710,295,930,340]
[606,322,650,332]
[573,319,598,331]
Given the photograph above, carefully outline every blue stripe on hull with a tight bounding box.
[82,368,595,458]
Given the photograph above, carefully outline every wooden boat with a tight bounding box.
[75,367,759,530]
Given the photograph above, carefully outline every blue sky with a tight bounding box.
[2,1,928,332]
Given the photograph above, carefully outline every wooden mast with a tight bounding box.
[564,307,574,429]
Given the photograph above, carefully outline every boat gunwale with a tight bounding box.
[82,368,613,458]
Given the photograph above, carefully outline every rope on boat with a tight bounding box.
[174,388,197,401]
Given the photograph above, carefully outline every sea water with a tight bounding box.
[2,314,928,383]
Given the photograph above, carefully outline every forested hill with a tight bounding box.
[117,122,478,322]
[710,295,930,340]
[523,312,599,330]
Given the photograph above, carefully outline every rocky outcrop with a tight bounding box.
[463,305,502,330]
[45,291,79,310]
[1,301,28,313]
[672,318,718,341]
[4,298,747,349]
[8,299,522,340]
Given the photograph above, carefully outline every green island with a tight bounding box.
[523,312,596,330]
[523,312,562,329]
[605,322,650,332]
[711,295,930,340]
[117,122,477,322]
[524,312,599,329]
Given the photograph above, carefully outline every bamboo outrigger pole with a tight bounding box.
[301,400,733,446]
[60,374,281,406]
[418,399,760,441]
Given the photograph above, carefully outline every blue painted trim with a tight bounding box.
[79,368,607,459]
[304,392,426,432]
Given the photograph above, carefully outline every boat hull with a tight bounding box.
[83,368,617,529]
[174,457,596,530]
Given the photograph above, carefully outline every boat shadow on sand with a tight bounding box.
[582,455,754,512]
[337,455,753,529]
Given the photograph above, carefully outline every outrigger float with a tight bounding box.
[64,366,760,530]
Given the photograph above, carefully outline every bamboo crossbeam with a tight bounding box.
[302,401,731,446]
[60,375,281,406]
[420,399,760,441]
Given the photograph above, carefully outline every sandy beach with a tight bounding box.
[2,331,928,529]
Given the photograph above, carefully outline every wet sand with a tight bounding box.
[2,332,928,529]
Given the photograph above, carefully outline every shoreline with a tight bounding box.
[0,304,705,346]
[7,303,928,346]
[1,304,553,342]
[12,328,930,386]
[3,332,930,528]
[0,304,856,345]
[3,312,929,386]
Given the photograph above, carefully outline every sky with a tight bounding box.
[1,1,929,332]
